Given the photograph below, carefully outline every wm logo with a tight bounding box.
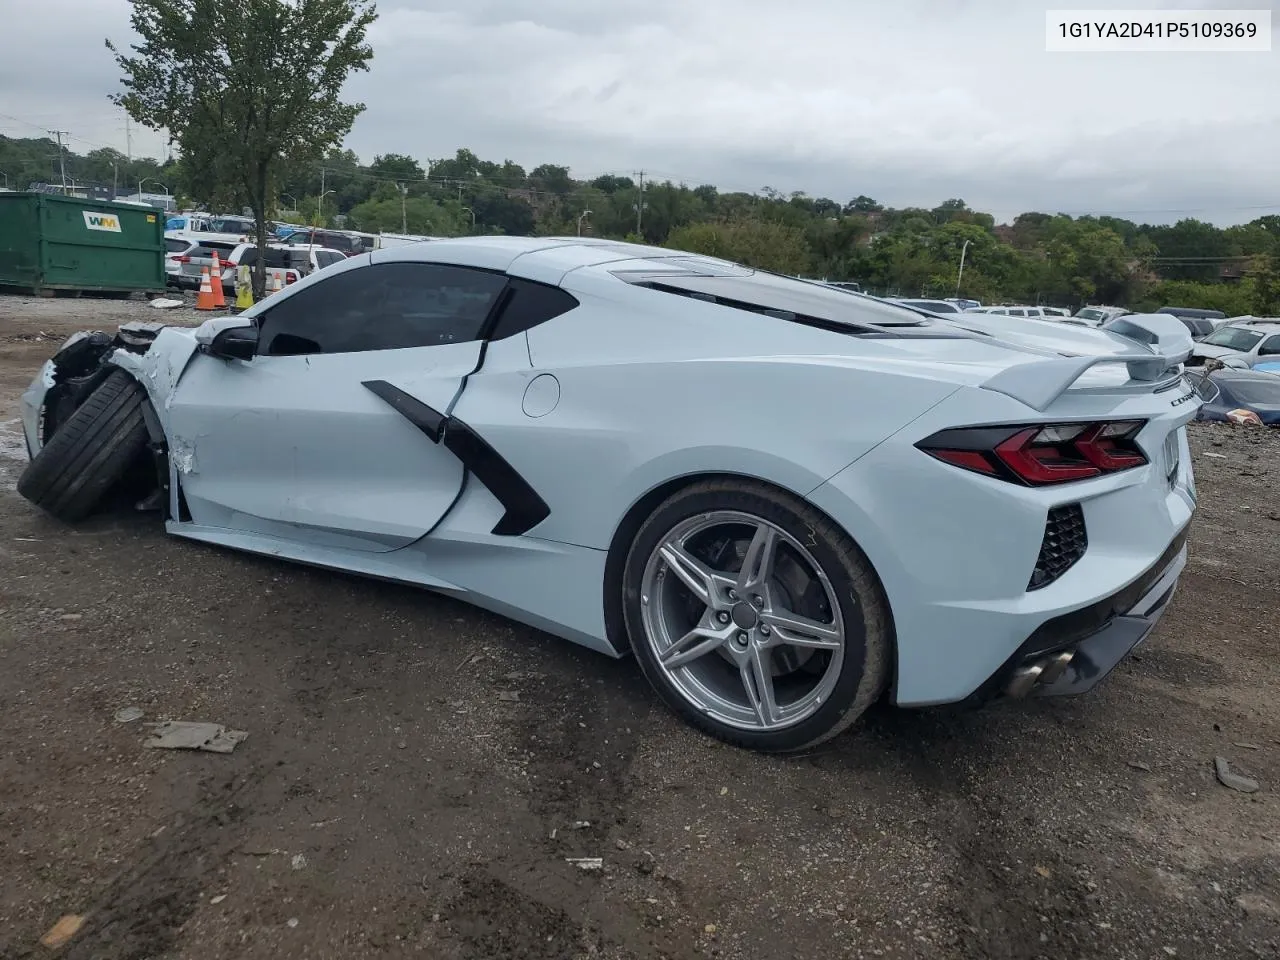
[82,211,122,233]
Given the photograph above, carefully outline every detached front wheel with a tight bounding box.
[622,479,892,753]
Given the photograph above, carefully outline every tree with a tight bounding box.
[369,152,424,184]
[108,0,377,296]
[667,220,811,275]
[529,163,573,196]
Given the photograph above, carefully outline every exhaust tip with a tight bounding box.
[1004,650,1075,699]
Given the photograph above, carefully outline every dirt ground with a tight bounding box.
[1,294,1277,960]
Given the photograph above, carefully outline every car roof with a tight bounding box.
[371,235,692,280]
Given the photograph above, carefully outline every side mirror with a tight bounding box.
[208,325,259,361]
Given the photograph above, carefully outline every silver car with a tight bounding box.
[1187,319,1280,369]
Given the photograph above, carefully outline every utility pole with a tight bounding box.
[125,116,132,163]
[50,130,69,192]
[635,170,646,237]
[320,166,326,205]
[955,239,973,299]
[398,182,408,233]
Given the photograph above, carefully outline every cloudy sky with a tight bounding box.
[1,0,1276,224]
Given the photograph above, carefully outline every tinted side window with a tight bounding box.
[256,262,507,356]
[1258,335,1280,356]
[489,278,580,340]
[315,251,344,268]
[165,238,189,253]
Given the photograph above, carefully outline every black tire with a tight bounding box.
[17,369,151,522]
[622,478,892,753]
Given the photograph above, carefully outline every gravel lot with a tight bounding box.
[1,295,1278,960]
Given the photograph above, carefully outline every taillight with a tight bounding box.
[176,255,191,263]
[918,421,1148,486]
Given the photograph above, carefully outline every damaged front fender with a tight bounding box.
[19,321,204,459]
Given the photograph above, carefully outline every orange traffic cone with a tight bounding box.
[209,251,227,308]
[195,267,219,311]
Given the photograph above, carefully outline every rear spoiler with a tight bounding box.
[980,313,1194,411]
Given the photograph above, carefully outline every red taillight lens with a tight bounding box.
[176,255,191,263]
[919,421,1148,486]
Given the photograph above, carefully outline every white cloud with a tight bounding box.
[1,0,1277,223]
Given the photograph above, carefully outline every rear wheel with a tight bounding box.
[622,479,891,752]
[17,370,150,522]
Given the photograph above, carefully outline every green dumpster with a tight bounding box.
[0,192,166,296]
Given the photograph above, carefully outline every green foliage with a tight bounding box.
[107,0,376,294]
[1131,279,1257,317]
[667,220,812,275]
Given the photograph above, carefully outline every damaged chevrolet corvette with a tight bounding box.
[17,236,1201,751]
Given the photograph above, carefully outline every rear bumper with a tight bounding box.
[970,524,1188,702]
[807,381,1198,706]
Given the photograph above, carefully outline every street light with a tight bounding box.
[461,205,476,233]
[317,189,334,225]
[577,209,592,236]
[139,178,169,197]
[955,239,973,299]
[282,193,297,212]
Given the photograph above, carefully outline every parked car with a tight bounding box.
[1156,306,1225,340]
[177,239,306,293]
[204,214,257,235]
[282,228,369,257]
[966,305,1057,319]
[1184,367,1280,426]
[163,235,201,288]
[1074,306,1129,327]
[946,298,982,310]
[1186,318,1280,367]
[167,232,252,290]
[15,238,1199,752]
[1040,307,1072,318]
[890,298,964,314]
[823,281,862,294]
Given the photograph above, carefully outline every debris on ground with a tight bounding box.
[291,854,307,870]
[143,721,248,754]
[566,857,603,871]
[1233,742,1261,750]
[1127,760,1152,771]
[1214,756,1260,793]
[113,706,144,724]
[149,297,186,309]
[209,895,227,905]
[39,914,85,948]
[497,690,521,702]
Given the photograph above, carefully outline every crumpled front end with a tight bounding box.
[18,322,174,459]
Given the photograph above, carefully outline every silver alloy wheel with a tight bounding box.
[638,510,847,731]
